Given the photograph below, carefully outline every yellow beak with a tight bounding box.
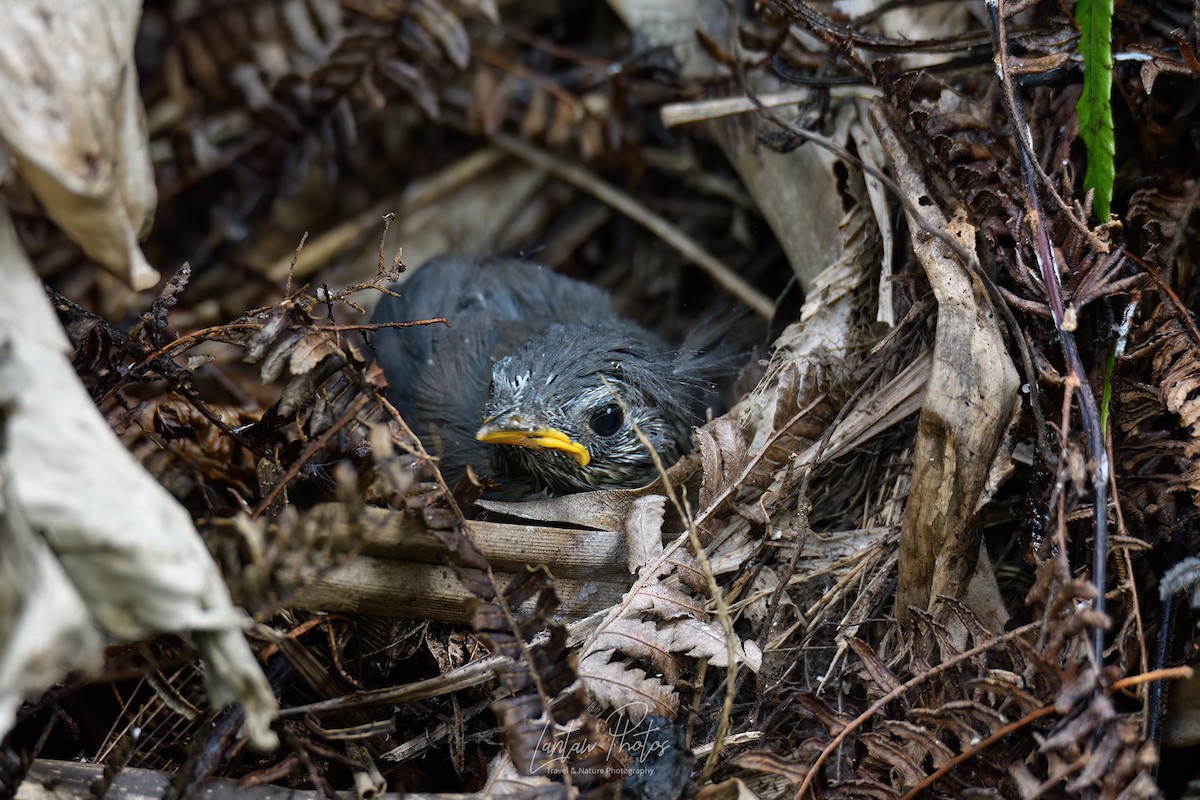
[475,423,591,467]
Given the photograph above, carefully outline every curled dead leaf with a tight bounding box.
[0,2,157,290]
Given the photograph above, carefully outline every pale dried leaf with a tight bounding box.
[377,59,440,119]
[589,613,761,680]
[626,582,709,622]
[0,209,277,749]
[874,1,969,69]
[413,0,470,70]
[245,309,289,364]
[0,1,158,289]
[480,752,556,795]
[843,102,896,324]
[260,330,304,383]
[478,487,651,532]
[669,549,710,593]
[613,0,852,291]
[289,332,342,375]
[578,649,679,722]
[624,494,666,573]
[0,441,102,742]
[1010,761,1043,799]
[697,417,750,510]
[1115,771,1167,800]
[730,750,810,784]
[608,0,731,80]
[731,165,889,458]
[451,0,499,23]
[591,617,685,683]
[872,106,1020,620]
[958,550,1011,635]
[666,617,761,672]
[696,777,763,800]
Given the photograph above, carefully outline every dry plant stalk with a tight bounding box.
[871,105,1020,625]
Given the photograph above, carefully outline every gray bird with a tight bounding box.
[369,255,724,498]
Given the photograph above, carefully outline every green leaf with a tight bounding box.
[1075,0,1115,220]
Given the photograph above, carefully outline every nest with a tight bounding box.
[3,1,1200,799]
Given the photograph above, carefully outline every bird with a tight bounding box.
[369,255,727,498]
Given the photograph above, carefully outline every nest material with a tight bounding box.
[2,1,1200,799]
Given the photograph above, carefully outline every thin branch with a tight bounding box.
[793,622,1042,800]
[251,394,370,518]
[489,132,776,319]
[772,0,1059,54]
[987,0,1112,667]
[898,665,1192,799]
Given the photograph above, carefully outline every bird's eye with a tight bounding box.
[487,379,495,398]
[590,404,624,437]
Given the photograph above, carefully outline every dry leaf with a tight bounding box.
[592,618,686,683]
[663,617,761,671]
[0,439,102,740]
[0,1,157,290]
[730,750,811,784]
[626,582,709,622]
[577,649,680,723]
[624,495,666,572]
[696,777,763,800]
[479,487,651,531]
[873,107,1020,623]
[289,332,343,375]
[0,208,276,750]
[413,0,471,70]
[613,0,849,291]
[452,0,499,23]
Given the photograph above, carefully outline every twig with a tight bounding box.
[661,88,879,128]
[322,319,450,332]
[899,705,1055,800]
[793,621,1042,800]
[594,376,739,781]
[251,394,370,518]
[772,0,1019,54]
[489,131,775,319]
[280,654,507,718]
[284,232,308,298]
[265,148,507,282]
[986,0,1111,667]
[898,665,1193,799]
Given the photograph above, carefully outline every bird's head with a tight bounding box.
[475,323,709,495]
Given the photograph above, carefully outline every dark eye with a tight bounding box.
[590,404,624,437]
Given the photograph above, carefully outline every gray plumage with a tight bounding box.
[370,255,721,498]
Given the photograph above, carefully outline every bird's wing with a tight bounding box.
[369,255,479,419]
